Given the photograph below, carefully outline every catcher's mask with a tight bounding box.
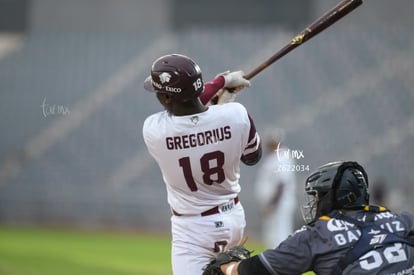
[144,54,204,102]
[302,161,369,224]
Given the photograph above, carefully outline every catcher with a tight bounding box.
[203,161,414,275]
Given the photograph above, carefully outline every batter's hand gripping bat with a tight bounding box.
[244,0,363,80]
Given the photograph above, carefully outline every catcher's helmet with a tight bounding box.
[144,54,204,101]
[302,161,369,223]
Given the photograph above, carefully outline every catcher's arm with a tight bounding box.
[220,262,241,275]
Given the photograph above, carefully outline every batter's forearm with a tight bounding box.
[199,76,225,105]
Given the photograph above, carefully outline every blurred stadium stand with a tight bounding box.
[171,0,311,30]
[0,0,413,237]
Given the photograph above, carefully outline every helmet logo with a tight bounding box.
[159,72,172,84]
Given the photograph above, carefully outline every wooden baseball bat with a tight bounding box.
[238,235,249,246]
[244,0,363,80]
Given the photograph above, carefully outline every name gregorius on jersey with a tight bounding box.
[166,126,232,150]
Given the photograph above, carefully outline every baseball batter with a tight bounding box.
[142,54,262,274]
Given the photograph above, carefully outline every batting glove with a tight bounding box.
[218,70,251,90]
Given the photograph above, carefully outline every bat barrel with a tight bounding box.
[303,0,363,42]
[244,0,362,81]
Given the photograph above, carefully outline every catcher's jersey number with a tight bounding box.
[179,150,225,191]
[359,243,407,270]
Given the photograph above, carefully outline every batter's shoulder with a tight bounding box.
[225,102,249,114]
[226,101,246,108]
[143,111,166,125]
[142,111,168,138]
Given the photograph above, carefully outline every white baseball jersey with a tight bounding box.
[143,102,260,214]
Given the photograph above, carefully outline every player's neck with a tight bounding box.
[171,99,208,116]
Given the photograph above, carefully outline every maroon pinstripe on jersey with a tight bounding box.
[241,114,262,166]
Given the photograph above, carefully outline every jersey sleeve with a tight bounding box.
[399,211,414,237]
[240,113,262,165]
[258,226,314,274]
[199,76,225,105]
[142,113,161,160]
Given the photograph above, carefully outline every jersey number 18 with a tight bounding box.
[178,150,225,191]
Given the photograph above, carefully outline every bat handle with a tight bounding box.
[238,235,248,246]
[244,68,261,80]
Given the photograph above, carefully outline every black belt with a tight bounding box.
[172,197,239,217]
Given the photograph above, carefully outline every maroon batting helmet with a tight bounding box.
[144,54,204,101]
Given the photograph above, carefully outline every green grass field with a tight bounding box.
[0,227,173,275]
[0,226,314,275]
